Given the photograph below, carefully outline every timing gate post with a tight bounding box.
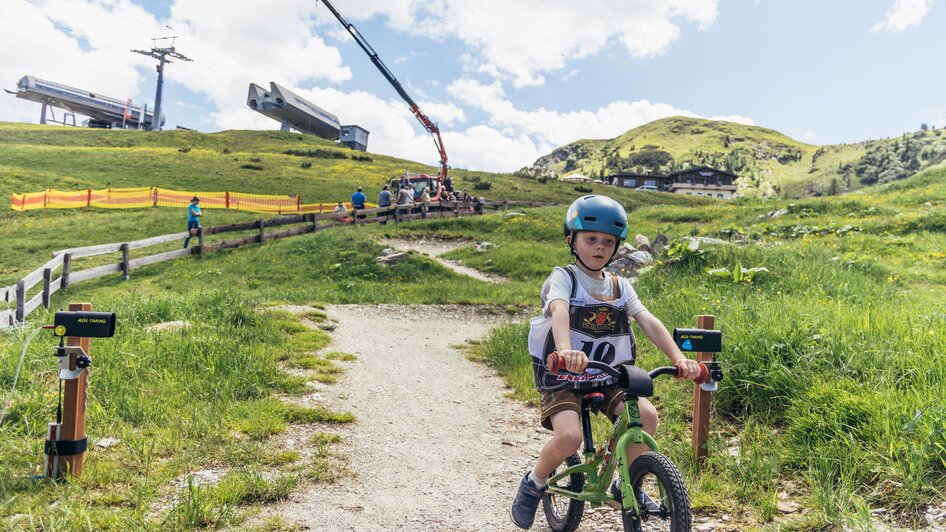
[55,302,92,478]
[692,314,714,467]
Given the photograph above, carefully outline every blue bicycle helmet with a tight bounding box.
[564,195,628,240]
[563,195,628,271]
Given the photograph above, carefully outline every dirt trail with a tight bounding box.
[380,238,504,283]
[271,304,546,531]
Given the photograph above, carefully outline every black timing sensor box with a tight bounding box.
[54,311,116,338]
[672,328,722,353]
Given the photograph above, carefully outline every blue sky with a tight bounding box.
[1,0,943,172]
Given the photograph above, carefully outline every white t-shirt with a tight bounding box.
[541,266,647,317]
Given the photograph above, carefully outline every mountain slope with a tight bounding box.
[518,116,946,198]
[0,122,707,284]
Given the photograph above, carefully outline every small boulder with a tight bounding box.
[376,252,409,265]
[476,242,494,252]
[628,250,654,265]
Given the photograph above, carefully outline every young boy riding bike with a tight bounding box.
[511,195,702,529]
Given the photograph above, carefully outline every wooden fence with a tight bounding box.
[1,199,551,329]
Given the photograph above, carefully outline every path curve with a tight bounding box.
[381,238,503,283]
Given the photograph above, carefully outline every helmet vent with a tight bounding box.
[583,216,597,222]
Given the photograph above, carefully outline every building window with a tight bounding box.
[717,193,724,198]
[645,179,656,187]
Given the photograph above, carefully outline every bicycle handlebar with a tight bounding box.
[545,352,711,385]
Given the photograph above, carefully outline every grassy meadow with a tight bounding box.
[1,123,944,529]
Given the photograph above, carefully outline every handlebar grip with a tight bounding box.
[694,363,709,385]
[546,352,564,374]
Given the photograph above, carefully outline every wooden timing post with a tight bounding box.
[60,301,92,478]
[692,314,714,466]
[258,217,265,243]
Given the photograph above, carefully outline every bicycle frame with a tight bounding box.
[545,397,663,515]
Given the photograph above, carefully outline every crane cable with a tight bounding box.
[0,325,44,427]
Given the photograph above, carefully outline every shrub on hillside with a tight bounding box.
[473,181,492,191]
[283,149,347,159]
[241,164,264,171]
[574,185,593,193]
[301,162,312,169]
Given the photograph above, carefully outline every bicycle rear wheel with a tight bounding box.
[542,453,584,532]
[622,451,691,532]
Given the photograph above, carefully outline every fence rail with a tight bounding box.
[1,199,553,329]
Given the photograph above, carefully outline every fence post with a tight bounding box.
[15,280,25,323]
[197,227,204,256]
[120,243,130,281]
[454,200,460,217]
[258,218,265,243]
[42,268,52,308]
[692,314,715,467]
[504,199,509,211]
[310,213,317,232]
[61,253,72,291]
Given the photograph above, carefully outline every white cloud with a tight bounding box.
[323,0,719,88]
[711,114,756,126]
[871,0,932,32]
[561,69,582,81]
[801,131,818,141]
[444,78,754,171]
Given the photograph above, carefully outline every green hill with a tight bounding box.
[0,122,704,285]
[517,116,946,198]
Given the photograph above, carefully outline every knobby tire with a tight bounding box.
[623,451,691,532]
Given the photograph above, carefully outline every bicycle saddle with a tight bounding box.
[581,392,606,413]
[618,365,654,398]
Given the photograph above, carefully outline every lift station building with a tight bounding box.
[247,81,368,151]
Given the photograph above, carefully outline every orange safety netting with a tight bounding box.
[11,188,382,214]
[10,187,320,215]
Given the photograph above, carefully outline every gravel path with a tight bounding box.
[271,304,549,531]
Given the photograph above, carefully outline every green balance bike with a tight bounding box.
[542,352,723,532]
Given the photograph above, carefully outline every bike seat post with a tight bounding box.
[580,392,605,455]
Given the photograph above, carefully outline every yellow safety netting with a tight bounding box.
[11,188,376,215]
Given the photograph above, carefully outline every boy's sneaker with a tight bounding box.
[511,473,546,529]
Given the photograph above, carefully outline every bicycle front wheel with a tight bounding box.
[542,453,584,532]
[623,451,691,532]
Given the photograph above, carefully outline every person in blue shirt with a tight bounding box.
[351,186,366,223]
[183,196,201,248]
[378,185,391,224]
